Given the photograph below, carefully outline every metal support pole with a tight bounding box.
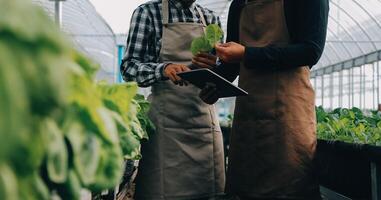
[349,69,352,107]
[330,73,335,110]
[373,63,376,110]
[314,77,318,103]
[49,0,65,27]
[322,75,325,107]
[349,69,352,108]
[364,65,367,109]
[348,70,351,108]
[371,163,381,200]
[360,66,363,109]
[376,61,380,110]
[337,0,341,36]
[54,1,63,26]
[117,45,125,83]
[328,74,333,109]
[351,68,355,108]
[364,66,366,109]
[339,70,343,107]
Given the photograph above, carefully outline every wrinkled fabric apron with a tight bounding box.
[134,0,225,199]
[226,0,320,199]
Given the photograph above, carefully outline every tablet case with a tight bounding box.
[177,68,248,98]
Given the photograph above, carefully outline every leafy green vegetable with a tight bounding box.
[45,120,68,184]
[191,37,212,55]
[89,144,124,192]
[0,165,18,200]
[191,24,224,55]
[18,173,50,200]
[98,85,154,159]
[0,0,153,199]
[205,24,224,47]
[0,42,28,163]
[135,95,155,139]
[316,106,381,145]
[65,123,101,186]
[226,106,381,146]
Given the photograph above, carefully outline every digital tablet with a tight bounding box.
[177,68,248,98]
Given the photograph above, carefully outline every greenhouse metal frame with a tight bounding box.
[33,0,381,110]
[32,0,118,83]
[198,0,381,110]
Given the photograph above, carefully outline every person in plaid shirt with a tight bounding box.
[121,0,221,87]
[121,0,226,200]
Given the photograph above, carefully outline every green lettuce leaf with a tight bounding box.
[191,36,212,55]
[190,24,224,55]
[205,24,223,47]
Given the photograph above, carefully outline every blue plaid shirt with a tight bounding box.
[121,0,221,87]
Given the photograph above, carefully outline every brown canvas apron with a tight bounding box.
[226,0,320,199]
[134,0,225,199]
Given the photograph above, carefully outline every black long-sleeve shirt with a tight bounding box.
[216,0,329,82]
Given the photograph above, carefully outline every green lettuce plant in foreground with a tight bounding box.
[0,0,153,199]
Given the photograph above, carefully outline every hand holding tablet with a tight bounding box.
[177,68,248,98]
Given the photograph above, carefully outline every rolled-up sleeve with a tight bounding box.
[120,6,167,87]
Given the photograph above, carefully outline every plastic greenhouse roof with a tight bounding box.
[32,0,117,83]
[32,0,381,79]
[320,0,381,69]
[197,0,381,72]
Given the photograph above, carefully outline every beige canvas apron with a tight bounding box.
[226,0,320,199]
[134,0,225,199]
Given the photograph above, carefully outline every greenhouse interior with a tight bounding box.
[2,0,381,200]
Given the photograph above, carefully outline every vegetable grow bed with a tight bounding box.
[220,126,381,200]
[316,139,381,200]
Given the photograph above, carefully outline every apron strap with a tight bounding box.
[195,5,207,27]
[162,0,169,25]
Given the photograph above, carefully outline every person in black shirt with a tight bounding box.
[193,0,329,199]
